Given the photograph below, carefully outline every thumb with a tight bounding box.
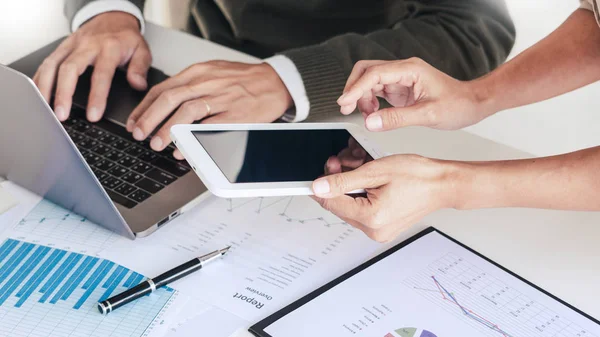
[365,102,434,131]
[127,42,152,90]
[312,163,387,198]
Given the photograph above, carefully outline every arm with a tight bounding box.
[282,0,515,119]
[455,146,600,211]
[338,8,600,131]
[311,8,600,242]
[312,147,600,242]
[475,9,600,115]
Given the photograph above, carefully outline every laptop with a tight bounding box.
[1,37,207,239]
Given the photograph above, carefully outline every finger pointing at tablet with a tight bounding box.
[312,155,457,242]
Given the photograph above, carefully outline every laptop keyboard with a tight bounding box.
[61,108,191,209]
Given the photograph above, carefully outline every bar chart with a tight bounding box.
[0,238,178,337]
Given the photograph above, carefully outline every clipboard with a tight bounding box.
[249,227,600,337]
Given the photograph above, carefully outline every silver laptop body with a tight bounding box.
[1,39,206,238]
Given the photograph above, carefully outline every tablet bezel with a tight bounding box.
[170,123,384,198]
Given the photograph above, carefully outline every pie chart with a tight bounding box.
[384,327,437,337]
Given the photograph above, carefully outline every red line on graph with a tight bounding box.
[430,276,510,337]
[433,275,447,300]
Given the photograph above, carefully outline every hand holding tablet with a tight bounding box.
[170,123,384,198]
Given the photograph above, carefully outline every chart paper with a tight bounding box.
[264,231,600,337]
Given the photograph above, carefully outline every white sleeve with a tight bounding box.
[71,0,145,34]
[264,55,310,123]
[580,0,593,10]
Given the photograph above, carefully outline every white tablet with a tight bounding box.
[170,123,384,198]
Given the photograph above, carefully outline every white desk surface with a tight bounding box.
[1,20,599,332]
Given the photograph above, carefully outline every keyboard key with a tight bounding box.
[101,176,123,190]
[114,182,137,197]
[135,178,164,194]
[83,152,102,166]
[129,189,151,203]
[98,134,118,145]
[112,139,133,151]
[92,144,111,155]
[160,147,175,158]
[94,160,116,171]
[105,150,125,162]
[76,139,98,150]
[107,165,129,178]
[178,159,191,168]
[66,128,80,138]
[85,128,105,139]
[138,151,158,163]
[117,156,139,168]
[153,158,190,177]
[106,190,137,209]
[62,119,78,127]
[92,170,108,181]
[73,122,91,133]
[146,168,176,186]
[124,146,145,157]
[71,133,85,144]
[131,162,152,174]
[122,172,143,184]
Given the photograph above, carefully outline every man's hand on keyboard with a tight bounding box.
[125,60,293,155]
[33,12,151,122]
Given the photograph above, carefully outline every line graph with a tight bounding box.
[404,254,597,337]
[431,276,512,337]
[13,199,119,250]
[227,197,347,227]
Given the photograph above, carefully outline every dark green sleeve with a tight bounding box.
[282,0,516,120]
[64,0,146,24]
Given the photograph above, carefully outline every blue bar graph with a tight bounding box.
[50,256,96,303]
[0,242,34,284]
[39,253,82,303]
[0,238,178,337]
[102,264,123,288]
[131,273,145,287]
[14,249,64,307]
[0,246,49,305]
[0,238,18,264]
[74,260,114,309]
[82,260,111,290]
[100,266,128,301]
[60,256,98,301]
[123,271,138,288]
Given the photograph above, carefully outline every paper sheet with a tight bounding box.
[0,236,186,337]
[0,181,125,255]
[165,305,249,337]
[100,195,382,323]
[263,231,600,337]
[0,182,187,337]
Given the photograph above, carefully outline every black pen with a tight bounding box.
[97,246,231,314]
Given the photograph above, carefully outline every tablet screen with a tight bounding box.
[193,129,372,183]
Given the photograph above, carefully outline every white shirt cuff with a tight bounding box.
[264,55,310,122]
[71,0,145,34]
